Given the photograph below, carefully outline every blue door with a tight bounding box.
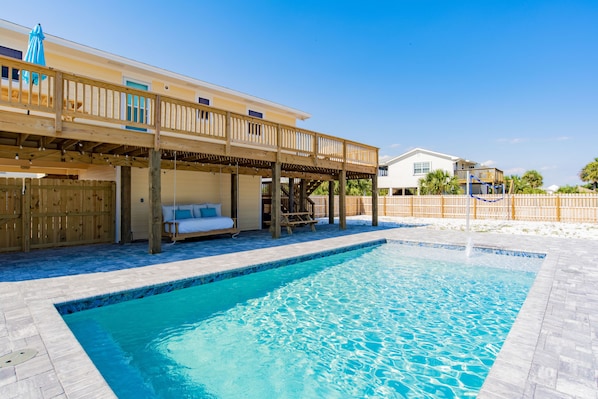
[125,80,148,131]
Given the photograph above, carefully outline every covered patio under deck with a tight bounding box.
[0,56,379,254]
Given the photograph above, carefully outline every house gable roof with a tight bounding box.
[381,147,471,166]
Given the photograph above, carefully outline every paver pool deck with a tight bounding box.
[0,221,596,398]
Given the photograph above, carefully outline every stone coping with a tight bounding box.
[1,226,596,398]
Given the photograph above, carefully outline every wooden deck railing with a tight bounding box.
[455,168,504,183]
[0,56,378,170]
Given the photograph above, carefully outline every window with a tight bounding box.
[248,109,263,135]
[197,97,210,120]
[378,165,388,177]
[413,161,431,175]
[0,46,22,81]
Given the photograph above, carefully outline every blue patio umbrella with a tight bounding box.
[22,24,46,85]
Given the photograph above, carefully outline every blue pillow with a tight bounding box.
[174,209,192,219]
[200,207,217,218]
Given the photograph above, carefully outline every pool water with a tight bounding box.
[63,242,542,398]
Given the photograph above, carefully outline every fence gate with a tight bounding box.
[0,178,115,253]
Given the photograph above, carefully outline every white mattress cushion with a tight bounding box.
[175,216,234,234]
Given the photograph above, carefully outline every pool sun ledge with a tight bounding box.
[1,228,597,398]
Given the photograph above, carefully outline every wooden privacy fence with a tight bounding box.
[0,178,115,252]
[311,194,598,223]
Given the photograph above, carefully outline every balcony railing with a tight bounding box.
[0,56,378,170]
[455,168,504,183]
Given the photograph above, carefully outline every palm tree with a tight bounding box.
[579,158,598,190]
[504,175,525,193]
[522,170,543,189]
[312,179,373,196]
[418,169,461,195]
[556,185,580,194]
[346,179,372,196]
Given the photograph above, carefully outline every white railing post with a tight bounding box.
[466,172,471,232]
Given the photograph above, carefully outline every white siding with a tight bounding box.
[379,151,457,192]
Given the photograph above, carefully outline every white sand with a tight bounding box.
[351,215,598,240]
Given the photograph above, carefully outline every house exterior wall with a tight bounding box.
[379,151,456,193]
[0,21,309,126]
[77,165,117,181]
[130,168,260,240]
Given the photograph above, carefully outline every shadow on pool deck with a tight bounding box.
[0,220,423,282]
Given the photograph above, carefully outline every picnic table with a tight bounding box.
[279,212,317,234]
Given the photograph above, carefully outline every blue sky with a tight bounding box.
[4,0,597,186]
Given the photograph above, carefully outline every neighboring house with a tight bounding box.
[0,19,379,252]
[378,148,504,195]
[544,184,560,194]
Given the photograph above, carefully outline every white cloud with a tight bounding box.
[550,136,571,141]
[505,167,526,175]
[390,143,401,148]
[500,137,528,144]
[379,154,394,163]
[540,165,558,171]
[481,159,496,167]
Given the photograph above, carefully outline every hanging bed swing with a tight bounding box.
[161,153,239,242]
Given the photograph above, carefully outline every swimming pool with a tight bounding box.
[60,241,543,398]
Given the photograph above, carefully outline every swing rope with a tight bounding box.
[232,162,240,238]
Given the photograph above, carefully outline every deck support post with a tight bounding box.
[299,179,307,213]
[288,177,294,214]
[328,180,334,224]
[120,166,132,243]
[148,149,162,254]
[271,161,281,238]
[339,170,346,230]
[372,172,378,227]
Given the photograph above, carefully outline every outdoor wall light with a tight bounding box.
[15,153,19,160]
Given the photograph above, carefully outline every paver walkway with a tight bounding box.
[0,220,596,398]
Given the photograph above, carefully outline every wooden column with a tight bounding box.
[299,179,307,213]
[120,166,132,244]
[154,95,161,149]
[148,149,162,254]
[271,162,281,238]
[372,173,378,227]
[225,111,231,155]
[54,71,63,133]
[328,180,335,224]
[231,172,238,223]
[339,170,346,230]
[288,177,294,214]
[556,195,561,222]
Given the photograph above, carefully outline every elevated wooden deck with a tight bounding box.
[0,56,378,180]
[455,168,504,184]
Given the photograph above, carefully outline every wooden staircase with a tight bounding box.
[262,179,324,227]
